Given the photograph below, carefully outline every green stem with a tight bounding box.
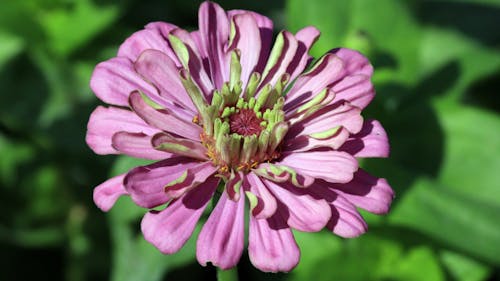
[217,267,239,281]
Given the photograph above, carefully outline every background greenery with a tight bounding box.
[1,0,499,280]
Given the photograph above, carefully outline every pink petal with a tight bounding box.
[141,177,218,254]
[331,74,374,110]
[129,91,202,141]
[196,191,245,269]
[331,48,373,77]
[93,174,127,212]
[112,132,171,160]
[134,49,197,113]
[118,26,181,66]
[163,161,218,199]
[283,127,350,153]
[308,182,368,237]
[329,195,368,238]
[288,101,363,136]
[278,151,358,184]
[170,28,214,97]
[325,169,394,214]
[245,172,278,219]
[248,213,300,272]
[230,13,261,87]
[198,1,230,89]
[227,10,273,73]
[86,106,159,155]
[123,157,202,208]
[90,57,159,107]
[287,26,320,82]
[263,179,331,232]
[340,119,390,158]
[151,132,208,161]
[285,53,344,113]
[260,31,298,88]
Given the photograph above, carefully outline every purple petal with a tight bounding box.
[285,53,344,113]
[283,127,350,153]
[86,106,159,155]
[118,26,181,66]
[134,49,197,112]
[151,132,208,160]
[196,191,245,269]
[248,213,300,272]
[260,31,298,88]
[170,28,214,96]
[288,101,364,136]
[278,151,358,184]
[340,119,390,158]
[129,91,202,141]
[124,157,203,208]
[163,161,218,199]
[112,132,171,160]
[245,172,278,219]
[198,1,230,89]
[332,74,374,110]
[308,182,368,237]
[230,13,261,87]
[93,174,127,212]
[141,177,218,254]
[287,26,320,82]
[227,10,273,73]
[90,57,159,107]
[329,194,368,238]
[263,179,331,232]
[326,169,394,214]
[331,48,373,77]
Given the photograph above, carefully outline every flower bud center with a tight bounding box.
[229,109,263,136]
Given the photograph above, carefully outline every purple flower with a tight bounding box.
[87,1,393,272]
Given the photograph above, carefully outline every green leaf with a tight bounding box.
[0,30,23,69]
[440,250,491,281]
[38,0,119,57]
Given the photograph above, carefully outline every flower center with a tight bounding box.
[229,109,263,136]
[178,50,290,174]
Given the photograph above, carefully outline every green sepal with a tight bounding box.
[229,50,242,91]
[164,170,188,189]
[309,126,341,139]
[168,34,190,68]
[261,32,285,80]
[139,91,163,110]
[245,72,261,100]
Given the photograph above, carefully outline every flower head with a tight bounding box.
[87,1,393,272]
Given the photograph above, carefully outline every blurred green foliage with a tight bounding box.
[0,0,499,280]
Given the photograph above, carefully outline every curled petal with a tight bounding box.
[283,127,350,153]
[248,213,300,272]
[264,180,331,232]
[278,151,358,184]
[152,132,208,161]
[129,91,202,141]
[93,174,127,212]
[196,191,245,269]
[141,177,218,254]
[112,132,171,160]
[260,31,298,88]
[245,172,278,219]
[329,195,368,238]
[90,57,159,107]
[124,157,202,208]
[340,120,390,158]
[86,106,159,155]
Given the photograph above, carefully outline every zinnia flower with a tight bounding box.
[87,1,393,272]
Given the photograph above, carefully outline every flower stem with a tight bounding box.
[217,267,239,281]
